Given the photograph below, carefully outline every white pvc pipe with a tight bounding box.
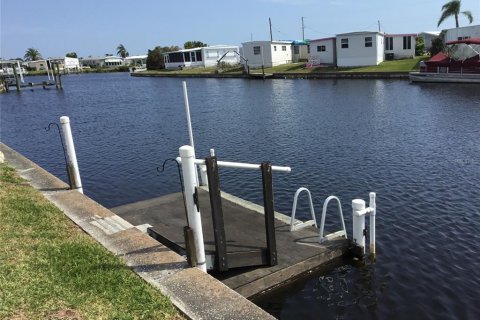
[182,81,202,186]
[17,61,24,83]
[179,145,206,272]
[176,157,291,173]
[290,187,316,231]
[352,199,366,256]
[369,192,376,258]
[60,116,83,194]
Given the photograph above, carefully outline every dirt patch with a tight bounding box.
[46,309,83,320]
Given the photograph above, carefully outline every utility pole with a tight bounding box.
[378,20,381,32]
[269,17,273,42]
[302,17,305,40]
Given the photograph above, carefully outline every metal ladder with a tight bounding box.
[290,187,347,243]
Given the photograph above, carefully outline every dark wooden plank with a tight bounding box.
[226,249,267,269]
[205,156,228,271]
[261,162,277,266]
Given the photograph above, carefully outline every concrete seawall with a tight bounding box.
[132,71,410,80]
[0,143,275,320]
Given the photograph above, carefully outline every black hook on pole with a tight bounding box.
[45,122,68,167]
[157,158,189,225]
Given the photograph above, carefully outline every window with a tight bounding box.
[307,45,310,53]
[341,38,348,48]
[253,46,261,55]
[293,46,299,54]
[458,36,471,40]
[403,36,412,50]
[317,45,326,52]
[274,46,277,51]
[190,52,196,62]
[365,37,373,47]
[196,51,202,61]
[385,37,393,50]
[282,45,287,51]
[184,52,191,62]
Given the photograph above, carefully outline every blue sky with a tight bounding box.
[1,0,479,59]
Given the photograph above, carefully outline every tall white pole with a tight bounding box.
[60,116,83,194]
[352,199,366,257]
[182,81,205,186]
[17,61,24,83]
[46,60,51,80]
[179,145,207,272]
[369,192,376,259]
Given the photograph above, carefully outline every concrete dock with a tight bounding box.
[112,189,350,298]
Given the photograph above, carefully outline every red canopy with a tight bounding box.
[446,38,480,45]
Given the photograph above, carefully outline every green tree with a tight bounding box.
[116,44,129,58]
[184,41,207,49]
[437,0,473,28]
[430,38,445,56]
[66,52,77,58]
[415,37,425,56]
[146,45,180,70]
[24,48,42,61]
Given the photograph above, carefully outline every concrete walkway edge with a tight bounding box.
[0,143,275,320]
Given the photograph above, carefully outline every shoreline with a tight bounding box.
[131,71,410,79]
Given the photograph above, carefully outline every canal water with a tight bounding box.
[1,73,479,319]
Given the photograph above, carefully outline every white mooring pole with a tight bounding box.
[369,192,376,259]
[179,145,207,272]
[352,193,377,260]
[17,61,24,83]
[181,81,206,186]
[60,116,83,194]
[352,199,366,257]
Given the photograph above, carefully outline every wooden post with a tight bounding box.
[52,62,59,88]
[56,64,63,89]
[12,64,20,92]
[261,162,277,266]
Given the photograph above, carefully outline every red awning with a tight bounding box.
[446,38,480,45]
[428,52,449,63]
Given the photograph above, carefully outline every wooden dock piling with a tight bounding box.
[12,65,20,92]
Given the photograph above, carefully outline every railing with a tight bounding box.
[290,187,317,231]
[319,196,347,243]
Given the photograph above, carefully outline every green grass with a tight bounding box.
[0,163,182,320]
[261,56,428,73]
[146,56,428,76]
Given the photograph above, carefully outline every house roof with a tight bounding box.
[242,40,292,45]
[385,33,417,37]
[418,31,441,36]
[310,37,335,42]
[336,31,383,36]
[124,55,148,60]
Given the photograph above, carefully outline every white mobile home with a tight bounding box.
[163,45,239,69]
[336,31,384,67]
[418,31,440,50]
[124,55,148,67]
[241,41,292,68]
[80,56,124,68]
[384,34,416,59]
[443,25,480,42]
[291,40,309,62]
[308,37,336,66]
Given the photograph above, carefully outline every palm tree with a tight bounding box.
[437,0,473,28]
[116,44,129,58]
[24,48,42,61]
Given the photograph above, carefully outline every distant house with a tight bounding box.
[50,57,81,72]
[308,37,336,66]
[384,34,416,59]
[124,55,148,67]
[27,60,49,71]
[418,31,441,51]
[163,45,239,69]
[442,24,480,42]
[291,40,310,62]
[241,41,292,68]
[80,56,124,68]
[336,31,384,67]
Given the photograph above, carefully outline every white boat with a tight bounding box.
[410,38,480,84]
[129,66,147,73]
